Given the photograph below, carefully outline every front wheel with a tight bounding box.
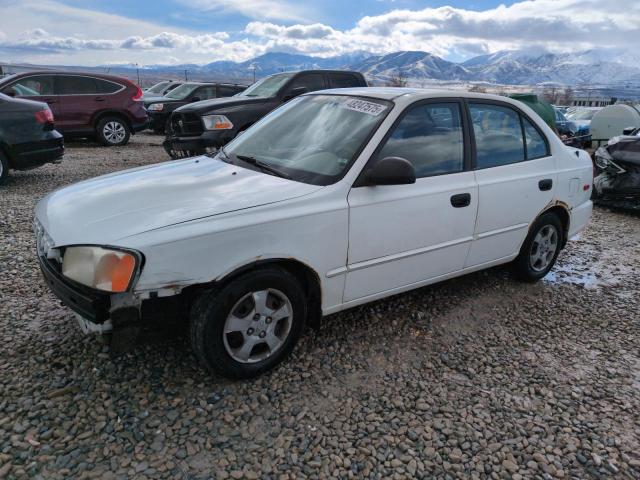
[96,117,131,146]
[190,267,307,379]
[513,213,563,282]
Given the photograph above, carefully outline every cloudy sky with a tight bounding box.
[0,0,638,66]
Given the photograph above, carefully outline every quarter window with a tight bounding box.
[4,75,55,96]
[375,102,465,178]
[523,117,549,159]
[94,79,122,94]
[470,103,525,168]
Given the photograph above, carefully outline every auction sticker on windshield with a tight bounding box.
[342,98,387,116]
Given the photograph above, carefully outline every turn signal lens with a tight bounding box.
[62,246,140,292]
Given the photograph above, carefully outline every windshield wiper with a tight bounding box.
[235,154,291,179]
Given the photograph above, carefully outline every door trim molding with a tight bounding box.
[476,222,529,240]
[329,236,474,278]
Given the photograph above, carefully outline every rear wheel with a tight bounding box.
[97,116,131,146]
[513,213,563,282]
[0,151,9,185]
[190,267,307,379]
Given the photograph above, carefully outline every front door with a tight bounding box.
[465,101,557,267]
[345,101,478,302]
[1,74,61,119]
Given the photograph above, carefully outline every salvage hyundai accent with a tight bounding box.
[34,88,593,379]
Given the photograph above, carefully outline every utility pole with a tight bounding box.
[184,69,189,81]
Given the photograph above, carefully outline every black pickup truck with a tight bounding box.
[163,70,367,158]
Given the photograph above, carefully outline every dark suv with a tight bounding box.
[0,72,147,146]
[164,70,367,157]
[145,82,246,134]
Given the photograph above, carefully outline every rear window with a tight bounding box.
[329,73,363,88]
[57,76,98,95]
[95,79,123,94]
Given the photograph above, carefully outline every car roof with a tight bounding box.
[0,70,133,84]
[308,87,527,104]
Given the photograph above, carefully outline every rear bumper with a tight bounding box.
[131,120,148,133]
[568,200,592,238]
[38,254,111,323]
[9,134,64,170]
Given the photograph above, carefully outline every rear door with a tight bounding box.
[465,101,557,267]
[0,75,61,119]
[55,75,105,132]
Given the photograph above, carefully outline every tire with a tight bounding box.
[96,116,131,146]
[513,212,563,282]
[0,151,9,185]
[190,266,307,379]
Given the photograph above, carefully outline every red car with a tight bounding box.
[0,72,147,146]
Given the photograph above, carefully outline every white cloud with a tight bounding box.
[1,0,639,66]
[175,0,314,22]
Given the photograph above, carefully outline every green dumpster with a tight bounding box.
[509,93,556,130]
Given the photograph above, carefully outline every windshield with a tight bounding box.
[567,109,597,121]
[240,73,295,98]
[222,94,392,185]
[165,83,199,99]
[147,81,169,94]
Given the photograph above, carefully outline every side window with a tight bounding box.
[523,117,549,159]
[57,76,98,95]
[195,86,216,100]
[94,79,122,94]
[329,73,362,88]
[218,86,239,97]
[4,75,55,96]
[470,103,525,169]
[375,102,465,178]
[288,74,326,93]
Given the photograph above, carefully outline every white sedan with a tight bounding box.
[34,88,593,379]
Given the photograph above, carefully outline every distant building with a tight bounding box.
[571,97,617,107]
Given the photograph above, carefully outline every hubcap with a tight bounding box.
[530,224,559,272]
[103,121,126,144]
[223,289,292,364]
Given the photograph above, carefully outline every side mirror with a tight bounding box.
[283,86,307,101]
[367,157,416,186]
[191,96,201,102]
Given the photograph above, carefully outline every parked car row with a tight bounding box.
[145,82,246,133]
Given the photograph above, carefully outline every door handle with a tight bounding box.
[450,193,471,208]
[95,97,106,102]
[538,179,553,191]
[43,98,57,104]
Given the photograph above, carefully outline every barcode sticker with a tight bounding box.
[341,98,386,116]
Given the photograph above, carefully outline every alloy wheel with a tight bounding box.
[529,224,559,272]
[103,121,126,144]
[223,289,293,364]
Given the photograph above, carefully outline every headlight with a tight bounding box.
[147,103,164,112]
[202,114,233,130]
[62,246,141,293]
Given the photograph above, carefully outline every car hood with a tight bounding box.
[177,96,269,114]
[36,156,322,246]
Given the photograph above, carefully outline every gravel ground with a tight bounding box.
[1,133,639,479]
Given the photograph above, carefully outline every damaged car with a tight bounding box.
[593,129,640,210]
[34,89,593,379]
